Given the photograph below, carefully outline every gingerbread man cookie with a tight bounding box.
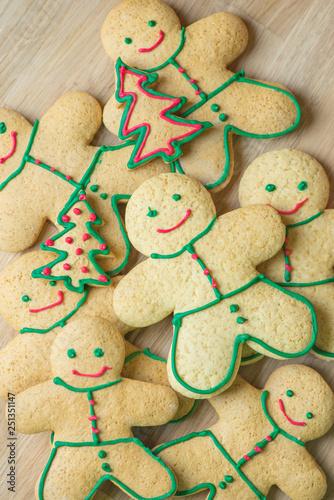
[15,318,178,500]
[101,0,300,190]
[113,173,316,398]
[0,91,168,278]
[0,251,195,421]
[155,364,334,500]
[239,149,334,360]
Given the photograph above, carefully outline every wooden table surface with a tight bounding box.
[0,1,333,499]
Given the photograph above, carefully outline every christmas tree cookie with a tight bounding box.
[239,149,334,360]
[113,173,317,399]
[0,251,196,422]
[155,364,334,500]
[15,318,178,500]
[101,0,300,190]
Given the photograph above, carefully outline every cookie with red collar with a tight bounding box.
[101,0,300,190]
[113,173,317,399]
[154,364,334,500]
[15,317,178,500]
[239,149,334,360]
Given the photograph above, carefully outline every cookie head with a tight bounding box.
[265,365,334,442]
[101,0,181,69]
[50,318,125,388]
[239,150,329,224]
[125,173,216,256]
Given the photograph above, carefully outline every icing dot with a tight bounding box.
[147,207,158,218]
[102,463,111,472]
[45,239,54,247]
[51,167,55,172]
[244,455,250,460]
[286,390,294,397]
[265,184,276,192]
[81,266,89,273]
[211,104,220,112]
[100,243,107,251]
[79,194,86,200]
[89,213,97,222]
[0,122,7,133]
[195,90,201,95]
[189,78,196,83]
[178,67,184,73]
[90,185,98,193]
[67,348,76,358]
[285,264,292,271]
[218,481,226,490]
[230,304,239,313]
[265,436,272,442]
[99,275,108,282]
[76,248,83,255]
[254,446,263,452]
[92,427,99,433]
[22,295,31,302]
[35,159,40,165]
[90,400,95,405]
[125,37,132,44]
[306,412,313,419]
[284,249,291,256]
[73,208,81,215]
[219,113,228,122]
[94,348,104,358]
[298,181,308,191]
[191,254,198,260]
[98,450,107,459]
[43,267,51,276]
[66,175,72,180]
[65,237,73,244]
[63,263,70,270]
[211,278,217,288]
[62,215,70,222]
[82,233,89,241]
[172,194,181,201]
[203,269,210,275]
[236,317,247,324]
[285,237,289,243]
[148,20,156,27]
[224,476,233,483]
[49,281,56,287]
[100,193,107,200]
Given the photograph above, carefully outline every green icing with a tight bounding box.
[236,317,247,324]
[90,184,98,192]
[219,113,228,122]
[172,194,181,201]
[22,295,31,302]
[94,348,104,358]
[102,463,111,472]
[265,184,276,192]
[67,349,76,359]
[49,281,56,286]
[0,122,6,133]
[211,104,220,112]
[98,450,107,458]
[225,475,233,483]
[286,390,293,397]
[306,412,313,419]
[100,193,107,200]
[125,37,132,44]
[230,304,239,313]
[218,481,226,489]
[148,20,156,27]
[147,207,158,217]
[298,181,307,191]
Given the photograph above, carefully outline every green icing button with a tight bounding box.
[230,304,239,313]
[211,104,220,112]
[22,295,31,302]
[0,122,6,134]
[98,450,107,459]
[219,113,228,122]
[219,481,226,489]
[102,462,111,472]
[49,281,57,286]
[224,475,233,483]
[100,193,107,200]
[306,412,313,419]
[236,317,248,324]
[286,390,294,397]
[90,185,98,192]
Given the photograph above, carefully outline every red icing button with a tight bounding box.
[90,400,95,405]
[195,90,201,95]
[81,266,89,273]
[189,78,196,83]
[35,159,40,165]
[266,436,272,442]
[62,215,70,222]
[89,213,97,222]
[43,267,51,276]
[284,249,291,255]
[88,416,97,421]
[63,263,70,270]
[178,67,184,73]
[45,239,54,247]
[100,243,107,250]
[285,264,292,271]
[79,194,86,200]
[99,275,108,282]
[76,248,83,255]
[82,233,89,242]
[254,446,263,452]
[244,455,250,460]
[66,175,71,180]
[51,167,55,172]
[204,269,210,275]
[285,237,289,243]
[191,254,198,260]
[73,208,81,215]
[92,427,99,433]
[65,237,73,244]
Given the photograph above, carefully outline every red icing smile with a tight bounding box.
[29,291,64,313]
[0,131,17,164]
[267,198,308,215]
[157,209,191,233]
[279,399,306,426]
[72,366,112,378]
[138,30,164,53]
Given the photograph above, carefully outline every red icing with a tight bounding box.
[244,455,250,460]
[82,233,89,241]
[63,263,70,270]
[66,175,71,180]
[76,248,83,255]
[189,79,196,83]
[79,194,86,200]
[92,427,99,434]
[211,278,217,288]
[195,90,201,95]
[204,269,209,275]
[45,239,54,247]
[65,237,73,244]
[100,243,107,250]
[284,249,291,255]
[254,446,263,452]
[51,167,55,172]
[0,131,16,164]
[265,436,272,442]
[72,366,112,377]
[178,67,184,73]
[278,399,306,426]
[138,30,164,53]
[285,237,289,243]
[267,198,308,215]
[89,213,97,221]
[81,266,89,273]
[90,400,95,405]
[191,254,198,260]
[99,275,108,282]
[88,416,97,421]
[285,264,292,271]
[62,215,70,222]
[35,159,40,165]
[156,209,192,233]
[29,291,64,313]
[73,208,81,215]
[43,267,51,276]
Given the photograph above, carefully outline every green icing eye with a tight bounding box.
[0,122,6,134]
[22,295,31,302]
[306,412,313,419]
[172,194,181,201]
[67,349,76,358]
[148,20,156,27]
[286,390,293,397]
[125,37,132,45]
[298,181,308,191]
[94,348,104,358]
[49,281,56,287]
[147,207,158,217]
[265,184,276,192]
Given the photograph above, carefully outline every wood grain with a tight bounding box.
[0,1,333,499]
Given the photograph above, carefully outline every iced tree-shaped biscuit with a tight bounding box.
[239,149,334,360]
[101,0,300,190]
[0,252,196,422]
[113,173,316,399]
[155,365,334,500]
[15,318,178,500]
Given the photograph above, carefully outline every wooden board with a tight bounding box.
[0,0,333,499]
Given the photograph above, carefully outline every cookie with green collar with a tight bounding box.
[14,317,178,500]
[113,173,317,399]
[154,364,334,500]
[239,149,334,360]
[101,0,300,191]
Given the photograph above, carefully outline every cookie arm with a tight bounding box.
[113,258,176,327]
[122,378,179,427]
[15,381,55,434]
